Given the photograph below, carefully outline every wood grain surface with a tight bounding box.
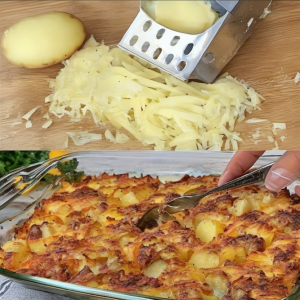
[0,1,299,151]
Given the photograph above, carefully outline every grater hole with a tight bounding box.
[129,35,139,46]
[153,48,162,60]
[143,20,152,32]
[141,42,150,52]
[177,61,186,71]
[165,54,174,65]
[170,36,180,46]
[184,43,194,55]
[156,29,165,39]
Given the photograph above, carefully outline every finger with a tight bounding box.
[218,151,265,186]
[265,151,300,192]
[295,185,300,197]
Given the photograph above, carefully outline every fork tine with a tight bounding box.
[0,173,21,191]
[26,160,60,184]
[0,159,58,193]
[0,165,49,211]
[0,162,43,182]
[0,161,45,191]
[0,174,66,224]
[0,180,19,197]
[0,170,69,211]
[0,174,46,211]
[0,152,83,211]
[0,187,24,210]
[0,161,68,210]
[0,177,17,192]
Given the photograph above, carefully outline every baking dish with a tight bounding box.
[0,151,299,300]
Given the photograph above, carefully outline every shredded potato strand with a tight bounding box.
[47,36,263,150]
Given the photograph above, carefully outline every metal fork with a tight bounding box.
[137,162,274,231]
[0,151,116,210]
[0,152,83,211]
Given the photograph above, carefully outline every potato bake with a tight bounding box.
[0,173,299,300]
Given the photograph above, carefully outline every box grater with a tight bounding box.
[118,0,272,83]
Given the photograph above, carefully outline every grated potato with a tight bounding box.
[246,118,267,123]
[273,123,286,130]
[42,119,52,129]
[294,72,300,84]
[67,131,102,146]
[11,121,22,127]
[105,129,130,144]
[46,36,263,150]
[280,136,286,142]
[25,120,32,129]
[22,106,41,121]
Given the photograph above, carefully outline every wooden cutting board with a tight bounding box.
[0,1,299,150]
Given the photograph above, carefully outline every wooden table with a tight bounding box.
[0,1,299,150]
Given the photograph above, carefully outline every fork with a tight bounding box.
[0,151,114,210]
[0,152,83,211]
[137,162,274,231]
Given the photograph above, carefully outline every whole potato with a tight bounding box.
[1,11,86,68]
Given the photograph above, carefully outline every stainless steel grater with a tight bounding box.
[118,0,271,83]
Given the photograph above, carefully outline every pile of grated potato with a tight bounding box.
[45,36,263,150]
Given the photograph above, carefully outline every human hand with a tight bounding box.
[218,151,300,196]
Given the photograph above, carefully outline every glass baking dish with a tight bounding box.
[0,151,299,300]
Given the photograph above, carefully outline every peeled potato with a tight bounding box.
[196,219,224,243]
[189,250,219,269]
[1,11,86,68]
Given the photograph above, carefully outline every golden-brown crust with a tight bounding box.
[0,173,299,300]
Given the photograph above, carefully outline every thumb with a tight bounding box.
[265,151,300,192]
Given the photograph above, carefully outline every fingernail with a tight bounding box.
[265,168,296,192]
